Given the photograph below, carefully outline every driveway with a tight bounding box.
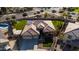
[19,38,38,50]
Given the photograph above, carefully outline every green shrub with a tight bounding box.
[14,20,27,30]
[43,39,52,47]
[52,21,64,30]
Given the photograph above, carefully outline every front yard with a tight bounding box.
[73,8,79,13]
[52,21,64,30]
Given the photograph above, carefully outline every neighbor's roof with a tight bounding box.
[43,21,55,30]
[43,25,54,32]
[33,20,55,30]
[37,22,45,29]
[64,22,79,33]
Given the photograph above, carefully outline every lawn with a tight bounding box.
[13,20,27,30]
[52,21,64,30]
[43,39,52,47]
[72,8,79,13]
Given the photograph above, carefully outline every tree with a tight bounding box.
[37,11,40,14]
[63,7,67,10]
[44,12,49,18]
[22,13,28,17]
[59,10,64,13]
[11,15,16,19]
[52,10,56,13]
[1,7,7,14]
[67,7,75,12]
[51,21,68,51]
[40,10,44,12]
[77,16,79,21]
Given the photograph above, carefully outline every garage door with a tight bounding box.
[19,38,38,50]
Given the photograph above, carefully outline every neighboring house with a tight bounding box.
[0,30,9,50]
[69,12,78,21]
[64,22,79,48]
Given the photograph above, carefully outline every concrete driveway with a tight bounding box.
[19,38,38,50]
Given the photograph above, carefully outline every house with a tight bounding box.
[63,22,79,48]
[19,20,55,50]
[0,30,9,50]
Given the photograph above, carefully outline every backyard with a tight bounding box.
[73,8,79,13]
[13,20,27,30]
[52,21,64,30]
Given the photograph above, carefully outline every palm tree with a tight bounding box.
[51,20,68,51]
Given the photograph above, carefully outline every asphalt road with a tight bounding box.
[0,7,76,23]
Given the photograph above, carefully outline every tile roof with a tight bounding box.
[21,24,39,36]
[64,22,79,33]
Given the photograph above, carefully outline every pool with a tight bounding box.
[0,23,8,30]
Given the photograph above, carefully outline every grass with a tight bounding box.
[52,21,64,30]
[43,39,52,47]
[14,20,27,30]
[72,8,79,13]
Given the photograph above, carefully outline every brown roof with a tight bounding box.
[21,24,39,36]
[33,20,48,27]
[43,25,54,32]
